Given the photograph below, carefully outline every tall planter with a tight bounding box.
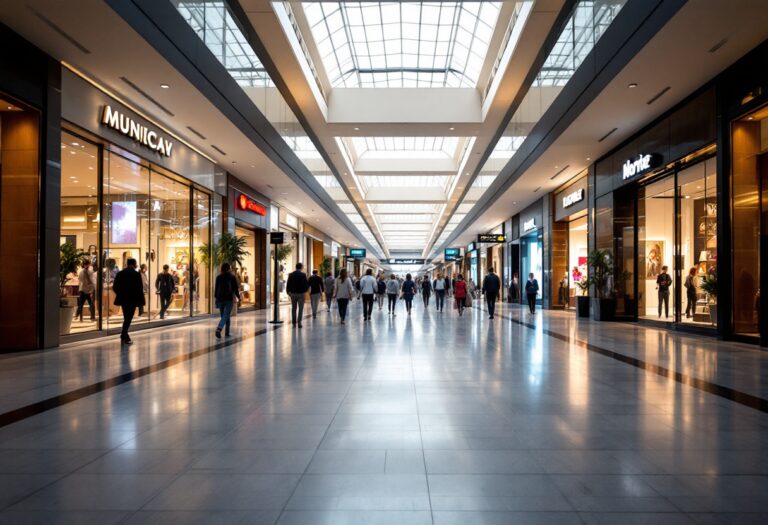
[592,298,616,322]
[577,296,590,317]
[586,249,615,322]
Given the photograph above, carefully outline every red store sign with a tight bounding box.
[237,193,266,216]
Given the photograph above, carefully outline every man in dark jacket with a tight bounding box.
[286,262,309,327]
[155,264,175,319]
[112,258,145,344]
[482,267,502,319]
[308,269,324,319]
[525,273,540,314]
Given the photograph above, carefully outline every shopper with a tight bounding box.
[376,274,387,310]
[155,264,175,319]
[421,275,432,308]
[359,268,377,321]
[333,268,354,324]
[386,274,400,315]
[214,262,240,339]
[138,263,149,316]
[482,267,501,319]
[508,272,519,303]
[402,273,416,315]
[468,278,477,300]
[453,274,467,316]
[286,262,309,327]
[525,273,539,314]
[112,258,144,345]
[308,269,325,319]
[75,259,96,322]
[324,272,335,311]
[434,273,448,312]
[684,267,698,319]
[656,265,673,319]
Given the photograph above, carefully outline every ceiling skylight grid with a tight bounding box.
[302,2,501,88]
[350,136,460,158]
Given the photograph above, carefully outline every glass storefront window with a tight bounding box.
[639,176,676,321]
[521,232,543,303]
[236,225,256,309]
[60,132,100,334]
[194,189,211,315]
[567,216,588,308]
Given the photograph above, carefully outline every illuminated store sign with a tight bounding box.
[523,218,536,232]
[562,188,585,208]
[349,248,366,258]
[101,105,173,157]
[444,248,460,261]
[237,193,267,216]
[478,233,506,243]
[388,258,425,265]
[467,241,477,252]
[622,153,660,180]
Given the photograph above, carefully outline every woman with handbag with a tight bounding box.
[453,274,467,317]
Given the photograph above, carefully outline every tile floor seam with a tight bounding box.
[411,330,436,525]
[273,310,370,524]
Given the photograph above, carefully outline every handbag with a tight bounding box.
[465,293,473,307]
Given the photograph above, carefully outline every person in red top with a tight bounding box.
[453,274,467,317]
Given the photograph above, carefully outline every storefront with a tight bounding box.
[466,241,478,284]
[519,200,544,307]
[277,208,300,303]
[551,174,589,309]
[58,68,222,339]
[228,176,268,310]
[592,88,718,331]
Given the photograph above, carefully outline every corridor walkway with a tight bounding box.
[0,300,767,524]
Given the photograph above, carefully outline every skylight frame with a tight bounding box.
[302,1,502,88]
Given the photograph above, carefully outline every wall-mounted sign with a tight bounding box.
[101,105,173,157]
[270,232,284,245]
[349,248,366,258]
[622,153,661,180]
[331,241,339,257]
[284,212,299,229]
[523,218,537,232]
[444,248,460,261]
[237,193,267,216]
[467,241,477,252]
[388,258,425,265]
[562,188,585,208]
[478,233,506,243]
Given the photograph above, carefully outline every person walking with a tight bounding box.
[376,274,387,310]
[509,272,519,303]
[324,272,335,312]
[155,264,175,319]
[482,267,501,319]
[359,268,377,321]
[308,269,324,319]
[386,274,400,316]
[402,273,417,315]
[286,262,309,327]
[333,268,354,324]
[112,258,144,345]
[421,275,432,309]
[684,267,698,319]
[453,274,467,316]
[214,262,240,339]
[525,273,539,314]
[656,265,673,319]
[468,278,477,300]
[76,259,96,322]
[434,273,448,312]
[138,263,149,316]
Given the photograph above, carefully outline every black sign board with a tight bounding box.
[478,233,506,243]
[467,241,477,252]
[270,232,284,245]
[444,248,460,261]
[388,258,425,265]
[349,248,366,258]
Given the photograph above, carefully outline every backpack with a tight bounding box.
[377,280,386,294]
[355,279,361,290]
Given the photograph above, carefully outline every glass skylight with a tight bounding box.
[302,2,501,88]
[361,175,450,188]
[350,136,460,159]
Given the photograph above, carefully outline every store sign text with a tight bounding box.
[622,153,659,180]
[562,188,584,208]
[237,193,267,216]
[101,105,173,157]
[478,233,506,243]
[349,248,366,258]
[388,258,425,265]
[523,218,536,232]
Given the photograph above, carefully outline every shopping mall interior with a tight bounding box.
[1,0,768,522]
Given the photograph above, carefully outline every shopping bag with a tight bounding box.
[465,294,473,307]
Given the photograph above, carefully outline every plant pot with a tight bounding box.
[577,296,590,317]
[59,305,76,335]
[592,297,616,321]
[709,303,717,325]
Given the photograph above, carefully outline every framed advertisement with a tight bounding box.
[646,240,664,279]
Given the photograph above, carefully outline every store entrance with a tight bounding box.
[235,224,266,310]
[520,231,543,305]
[553,215,588,310]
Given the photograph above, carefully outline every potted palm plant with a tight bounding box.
[575,278,590,317]
[200,233,249,314]
[60,243,86,334]
[700,271,717,325]
[588,249,615,321]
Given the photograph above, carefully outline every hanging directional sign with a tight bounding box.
[270,232,284,244]
[478,233,506,243]
[444,248,460,261]
[388,258,425,265]
[349,248,366,258]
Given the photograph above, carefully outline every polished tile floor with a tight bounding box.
[1,299,767,524]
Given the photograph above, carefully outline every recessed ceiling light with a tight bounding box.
[71,142,79,146]
[160,84,170,89]
[353,127,360,131]
[747,116,754,120]
[449,127,455,131]
[88,166,93,170]
[628,83,638,88]
[69,176,76,179]
[6,106,12,110]
[555,166,559,169]
[586,157,591,161]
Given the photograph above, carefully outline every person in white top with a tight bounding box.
[385,274,401,316]
[76,259,96,322]
[333,269,355,324]
[359,268,377,321]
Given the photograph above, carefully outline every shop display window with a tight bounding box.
[639,176,676,322]
[236,225,256,308]
[194,190,211,315]
[60,132,100,334]
[566,216,588,308]
[521,232,543,303]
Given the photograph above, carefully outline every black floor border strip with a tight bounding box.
[0,314,304,428]
[497,307,768,413]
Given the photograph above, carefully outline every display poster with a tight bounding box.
[646,240,664,279]
[111,201,137,245]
